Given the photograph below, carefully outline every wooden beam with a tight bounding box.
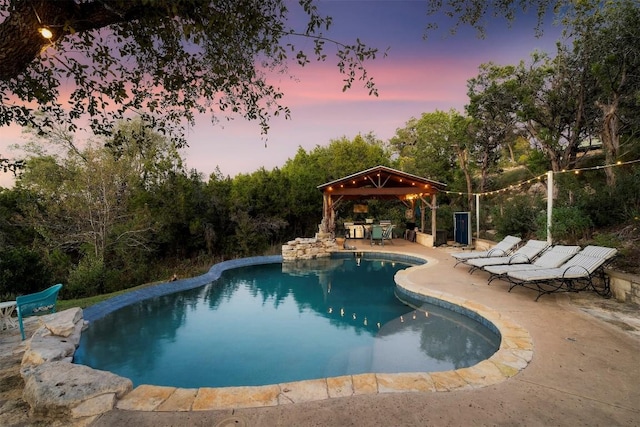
[325,187,433,197]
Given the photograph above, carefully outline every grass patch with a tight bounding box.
[56,281,161,311]
[56,256,218,311]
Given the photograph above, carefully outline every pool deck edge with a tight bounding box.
[114,249,533,413]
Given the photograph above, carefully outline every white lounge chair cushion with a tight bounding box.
[467,240,548,268]
[452,235,522,260]
[484,245,581,275]
[507,246,617,282]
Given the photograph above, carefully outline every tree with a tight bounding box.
[466,63,520,191]
[17,142,154,262]
[1,0,584,163]
[0,0,379,156]
[228,168,290,255]
[565,0,640,185]
[482,52,595,173]
[281,134,391,236]
[389,110,465,186]
[13,120,187,291]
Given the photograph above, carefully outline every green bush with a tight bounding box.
[490,195,542,239]
[581,168,640,227]
[43,248,73,287]
[551,166,640,228]
[525,150,550,175]
[0,248,52,299]
[493,166,536,190]
[65,255,107,299]
[537,206,593,244]
[591,232,622,249]
[434,204,455,238]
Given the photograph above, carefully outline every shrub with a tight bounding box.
[0,248,52,299]
[537,206,593,243]
[525,150,550,175]
[591,232,622,249]
[490,194,542,239]
[553,166,640,228]
[65,255,106,299]
[42,248,73,287]
[434,204,455,238]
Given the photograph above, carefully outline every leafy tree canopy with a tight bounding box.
[0,0,379,148]
[0,0,580,151]
[425,0,567,37]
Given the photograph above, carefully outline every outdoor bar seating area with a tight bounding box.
[451,237,618,301]
[343,219,397,246]
[343,219,392,239]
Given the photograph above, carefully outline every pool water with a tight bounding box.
[74,256,500,388]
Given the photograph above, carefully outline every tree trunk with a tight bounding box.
[506,142,515,163]
[597,99,621,187]
[525,121,561,172]
[454,145,473,208]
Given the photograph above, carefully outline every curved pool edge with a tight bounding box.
[82,255,283,323]
[393,255,534,383]
[84,251,533,412]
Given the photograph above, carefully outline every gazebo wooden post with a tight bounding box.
[320,193,336,236]
[431,194,437,247]
[328,198,335,235]
[321,193,329,234]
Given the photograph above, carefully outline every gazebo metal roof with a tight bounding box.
[317,165,447,200]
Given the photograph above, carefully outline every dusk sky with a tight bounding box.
[1,1,563,186]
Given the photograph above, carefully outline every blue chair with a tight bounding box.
[16,284,63,340]
[370,225,384,245]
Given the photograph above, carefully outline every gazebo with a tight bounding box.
[317,165,447,245]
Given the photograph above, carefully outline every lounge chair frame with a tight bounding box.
[484,245,581,284]
[506,264,613,301]
[505,247,616,301]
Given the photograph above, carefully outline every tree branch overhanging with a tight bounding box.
[0,0,380,151]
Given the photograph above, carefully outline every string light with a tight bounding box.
[39,27,53,39]
[441,158,640,197]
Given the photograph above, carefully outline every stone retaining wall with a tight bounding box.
[607,270,640,304]
[281,235,339,262]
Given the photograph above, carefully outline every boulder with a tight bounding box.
[40,307,83,337]
[22,361,132,420]
[21,309,85,367]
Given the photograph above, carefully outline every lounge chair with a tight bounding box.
[465,239,549,274]
[451,235,522,267]
[505,246,617,301]
[16,284,63,340]
[484,245,581,284]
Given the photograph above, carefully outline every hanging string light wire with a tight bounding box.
[441,158,640,197]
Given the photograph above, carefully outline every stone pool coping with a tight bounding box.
[82,252,533,412]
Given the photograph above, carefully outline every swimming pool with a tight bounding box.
[74,254,500,388]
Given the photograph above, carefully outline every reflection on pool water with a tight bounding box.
[74,255,500,388]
